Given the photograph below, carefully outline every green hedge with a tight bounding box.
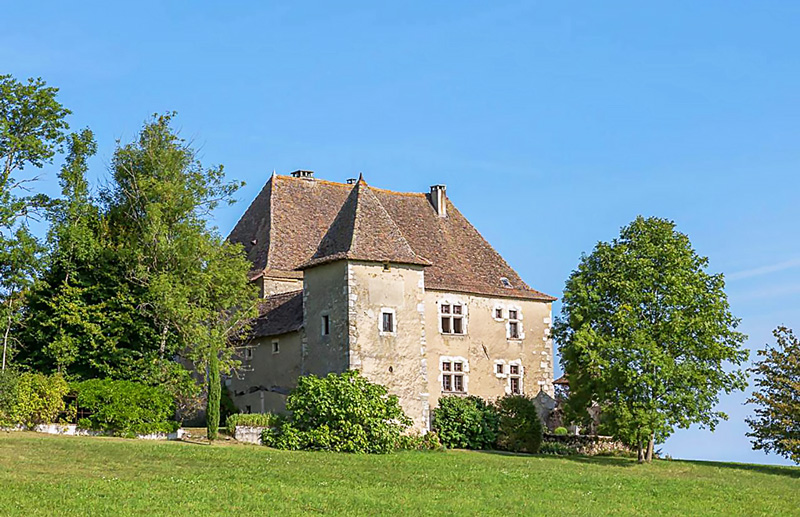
[432,395,499,450]
[496,395,543,453]
[226,412,275,430]
[72,379,178,437]
[433,395,544,453]
[0,371,69,428]
[261,371,411,453]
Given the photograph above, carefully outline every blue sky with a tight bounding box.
[4,2,799,465]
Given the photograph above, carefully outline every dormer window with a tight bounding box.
[501,277,512,288]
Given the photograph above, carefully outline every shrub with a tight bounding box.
[72,379,178,437]
[496,395,543,453]
[263,371,411,454]
[433,395,498,450]
[554,426,568,436]
[397,431,444,451]
[0,370,69,428]
[226,412,275,430]
[539,441,577,456]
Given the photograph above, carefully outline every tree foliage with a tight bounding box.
[16,113,256,421]
[0,75,71,370]
[553,216,748,461]
[745,326,800,464]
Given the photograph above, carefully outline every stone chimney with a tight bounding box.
[291,170,314,179]
[430,184,447,217]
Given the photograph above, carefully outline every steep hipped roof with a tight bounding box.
[228,174,555,301]
[301,177,430,269]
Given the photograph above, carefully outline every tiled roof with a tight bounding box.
[252,290,303,337]
[301,177,430,269]
[229,174,555,301]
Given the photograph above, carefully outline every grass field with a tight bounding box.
[1,432,797,516]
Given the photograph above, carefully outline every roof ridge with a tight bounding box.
[273,174,427,198]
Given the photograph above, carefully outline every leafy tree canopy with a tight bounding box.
[746,326,800,464]
[553,216,748,461]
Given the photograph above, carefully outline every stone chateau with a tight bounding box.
[227,170,556,430]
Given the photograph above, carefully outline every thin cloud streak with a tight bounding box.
[727,258,800,281]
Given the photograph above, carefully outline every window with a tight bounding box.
[440,303,465,335]
[508,309,521,339]
[381,310,394,333]
[243,347,253,361]
[496,363,504,375]
[495,308,503,319]
[321,315,330,336]
[441,359,466,393]
[509,362,522,395]
[272,340,279,354]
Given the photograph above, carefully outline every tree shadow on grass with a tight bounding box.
[474,449,638,468]
[475,450,799,478]
[670,458,800,479]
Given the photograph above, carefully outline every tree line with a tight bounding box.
[0,75,257,437]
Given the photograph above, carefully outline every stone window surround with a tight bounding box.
[439,355,469,394]
[272,340,280,354]
[378,307,396,336]
[506,304,524,341]
[438,297,468,336]
[506,359,523,395]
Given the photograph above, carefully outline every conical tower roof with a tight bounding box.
[300,176,430,269]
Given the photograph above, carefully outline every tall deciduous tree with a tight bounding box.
[0,75,71,369]
[746,326,800,464]
[103,113,257,429]
[553,216,748,462]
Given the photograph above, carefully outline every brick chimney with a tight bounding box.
[430,184,447,217]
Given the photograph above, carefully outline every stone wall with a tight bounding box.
[543,434,631,456]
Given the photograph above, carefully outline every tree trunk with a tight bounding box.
[637,440,645,463]
[2,295,13,371]
[645,432,655,462]
[206,349,221,441]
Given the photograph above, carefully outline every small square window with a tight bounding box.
[382,311,394,333]
[452,305,462,315]
[272,341,280,354]
[495,308,503,319]
[442,361,451,372]
[322,315,330,336]
[510,364,519,375]
[496,364,504,374]
[244,348,253,360]
[441,304,451,314]
[453,362,463,372]
[509,309,518,320]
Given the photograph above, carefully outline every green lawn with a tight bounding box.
[0,432,797,516]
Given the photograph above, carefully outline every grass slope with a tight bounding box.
[1,432,797,516]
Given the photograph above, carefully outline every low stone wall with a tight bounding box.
[234,426,268,444]
[4,424,185,441]
[543,434,631,456]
